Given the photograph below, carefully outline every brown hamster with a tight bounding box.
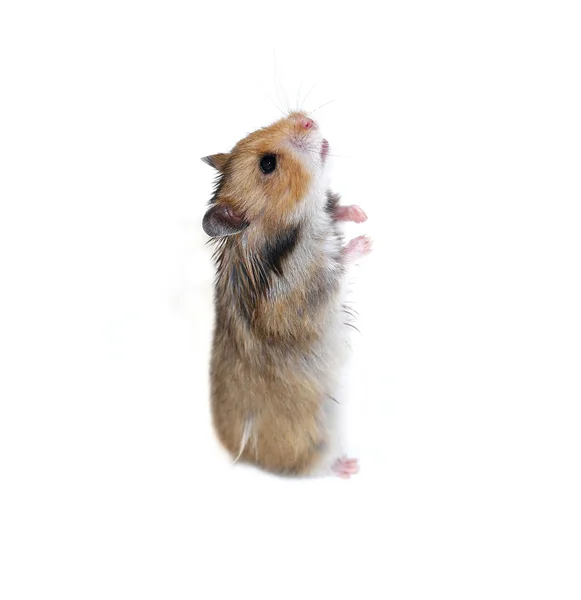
[201,111,371,478]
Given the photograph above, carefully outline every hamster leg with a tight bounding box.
[332,455,360,479]
[343,235,373,261]
[333,205,368,223]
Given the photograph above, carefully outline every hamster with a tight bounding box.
[201,112,371,478]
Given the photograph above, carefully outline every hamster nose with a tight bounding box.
[300,117,315,130]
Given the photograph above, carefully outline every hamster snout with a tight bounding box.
[286,112,327,161]
[297,115,315,130]
[289,113,327,160]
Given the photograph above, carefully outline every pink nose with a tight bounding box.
[301,117,315,130]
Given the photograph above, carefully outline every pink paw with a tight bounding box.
[332,456,360,479]
[334,205,368,223]
[343,235,373,261]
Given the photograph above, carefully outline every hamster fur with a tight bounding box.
[202,112,371,478]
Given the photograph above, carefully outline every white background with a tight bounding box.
[1,1,580,598]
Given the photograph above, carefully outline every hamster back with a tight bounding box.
[202,112,371,478]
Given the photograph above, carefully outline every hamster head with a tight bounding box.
[202,112,330,238]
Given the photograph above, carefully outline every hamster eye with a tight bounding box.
[259,154,277,174]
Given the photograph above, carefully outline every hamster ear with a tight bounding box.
[201,153,229,172]
[202,203,249,237]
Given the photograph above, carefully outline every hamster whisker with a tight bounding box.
[267,95,287,118]
[295,128,313,145]
[272,49,292,116]
[301,147,348,159]
[279,83,292,115]
[310,99,338,114]
[295,80,303,113]
[300,82,318,112]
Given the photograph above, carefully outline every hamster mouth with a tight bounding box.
[321,139,329,161]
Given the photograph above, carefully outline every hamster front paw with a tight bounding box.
[334,204,368,223]
[343,235,373,262]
